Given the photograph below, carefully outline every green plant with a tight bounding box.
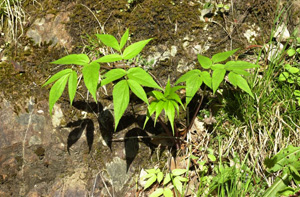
[141,168,188,197]
[263,145,300,197]
[43,29,259,136]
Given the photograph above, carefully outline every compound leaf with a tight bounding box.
[123,38,152,59]
[96,34,120,51]
[127,79,149,104]
[120,29,129,50]
[82,62,100,101]
[52,54,90,65]
[212,68,226,94]
[197,54,212,69]
[212,48,238,63]
[68,71,77,105]
[43,69,72,87]
[94,54,122,63]
[49,75,69,114]
[127,67,162,90]
[113,80,130,130]
[100,68,127,86]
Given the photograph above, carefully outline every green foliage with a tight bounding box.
[43,29,258,134]
[141,168,188,196]
[263,145,300,197]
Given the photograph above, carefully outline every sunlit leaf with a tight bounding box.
[211,48,239,63]
[144,174,157,190]
[172,169,187,176]
[120,29,129,50]
[127,67,162,90]
[197,54,212,69]
[113,80,130,130]
[173,176,183,194]
[154,100,165,125]
[287,48,296,56]
[164,100,175,134]
[144,101,158,128]
[232,69,250,76]
[123,38,152,59]
[225,61,259,70]
[211,63,225,70]
[43,69,72,86]
[52,54,90,65]
[149,91,165,100]
[49,75,69,114]
[278,72,289,81]
[228,72,238,87]
[94,54,123,63]
[163,173,172,185]
[100,68,127,86]
[163,188,173,197]
[200,71,212,89]
[235,75,254,98]
[82,62,100,101]
[175,69,201,84]
[96,34,120,51]
[149,188,164,197]
[185,76,202,105]
[157,171,164,183]
[127,79,149,104]
[212,68,226,94]
[68,71,77,105]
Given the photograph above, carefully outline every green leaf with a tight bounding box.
[197,54,212,69]
[184,76,202,105]
[208,154,216,162]
[264,145,300,173]
[235,75,254,98]
[164,100,175,134]
[175,69,201,85]
[113,80,130,130]
[43,69,72,86]
[225,61,259,70]
[120,29,129,50]
[277,187,296,196]
[94,54,123,63]
[127,79,149,104]
[200,71,212,89]
[123,38,152,59]
[127,67,162,90]
[163,173,172,185]
[68,71,77,105]
[211,49,239,63]
[212,68,226,94]
[96,34,120,51]
[144,174,157,190]
[173,176,183,194]
[144,101,158,128]
[294,90,300,97]
[232,69,250,76]
[285,65,299,74]
[150,90,165,100]
[146,169,157,174]
[211,63,225,70]
[155,100,165,125]
[82,62,100,101]
[52,54,90,65]
[278,72,289,81]
[167,92,184,109]
[172,169,187,176]
[228,72,238,87]
[163,188,173,197]
[175,176,189,182]
[164,79,172,97]
[49,75,69,114]
[100,68,127,86]
[262,172,289,197]
[157,172,164,183]
[149,188,164,197]
[287,48,296,56]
